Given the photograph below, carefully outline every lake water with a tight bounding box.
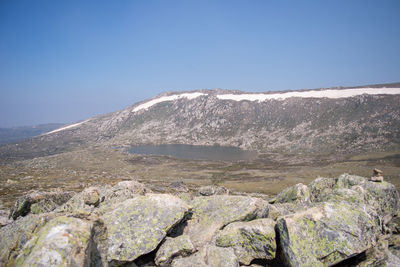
[127,144,257,161]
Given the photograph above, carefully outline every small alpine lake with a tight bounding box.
[127,144,258,161]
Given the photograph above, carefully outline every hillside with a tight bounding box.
[1,84,399,161]
[0,123,64,145]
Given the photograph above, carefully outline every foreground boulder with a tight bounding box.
[0,213,57,266]
[100,194,189,264]
[14,216,93,266]
[276,201,380,266]
[1,174,399,266]
[184,195,269,248]
[216,218,276,265]
[155,235,195,266]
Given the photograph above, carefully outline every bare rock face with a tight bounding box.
[100,194,189,265]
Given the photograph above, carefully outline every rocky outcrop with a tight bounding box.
[14,216,93,266]
[9,190,75,220]
[0,213,58,266]
[171,245,239,267]
[183,195,269,248]
[215,218,276,265]
[100,194,189,265]
[1,174,400,266]
[155,235,195,266]
[276,201,379,266]
[274,183,310,204]
[198,185,229,196]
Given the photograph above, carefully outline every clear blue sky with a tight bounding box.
[0,0,399,127]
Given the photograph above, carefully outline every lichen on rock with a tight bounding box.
[276,201,380,266]
[184,195,269,248]
[155,234,195,266]
[171,245,239,267]
[275,183,310,204]
[1,173,400,267]
[215,218,276,265]
[14,216,93,267]
[101,193,190,264]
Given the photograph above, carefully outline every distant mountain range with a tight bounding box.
[0,123,64,145]
[1,83,399,161]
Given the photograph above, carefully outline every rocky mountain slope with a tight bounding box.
[1,174,400,266]
[1,84,399,160]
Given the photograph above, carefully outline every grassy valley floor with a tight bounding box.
[0,147,399,208]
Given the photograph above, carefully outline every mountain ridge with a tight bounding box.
[1,83,399,161]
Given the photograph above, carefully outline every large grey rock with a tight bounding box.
[101,194,189,264]
[216,218,276,265]
[9,190,75,220]
[155,235,195,266]
[169,181,189,193]
[355,236,390,266]
[0,209,11,227]
[311,174,400,218]
[184,195,269,248]
[0,213,57,266]
[106,180,148,199]
[171,245,239,267]
[57,180,149,216]
[198,185,229,196]
[56,186,103,216]
[14,216,93,266]
[308,177,336,202]
[275,183,310,204]
[361,180,400,218]
[276,201,380,266]
[335,173,366,188]
[97,180,150,214]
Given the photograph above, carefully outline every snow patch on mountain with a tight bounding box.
[44,120,90,135]
[216,87,400,102]
[132,92,207,112]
